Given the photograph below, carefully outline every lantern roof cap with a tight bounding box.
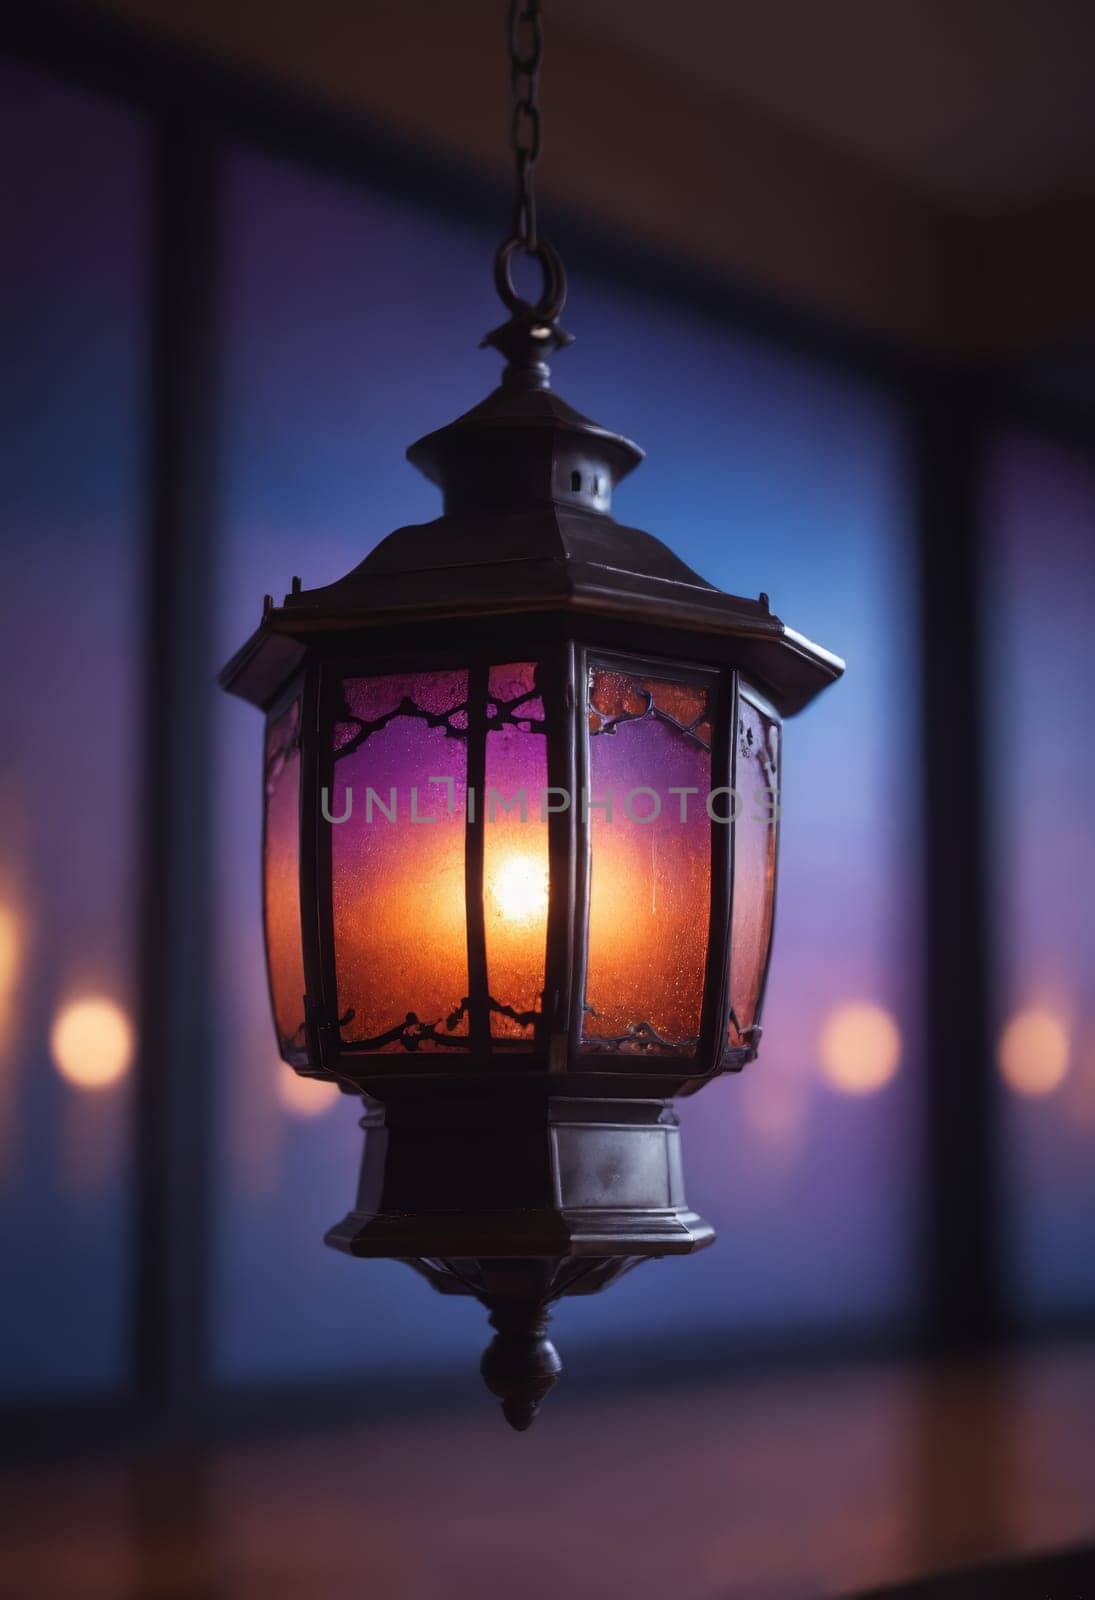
[220,348,844,717]
[405,366,644,510]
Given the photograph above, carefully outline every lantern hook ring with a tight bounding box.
[493,235,567,326]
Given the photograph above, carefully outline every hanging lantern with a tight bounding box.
[221,0,843,1429]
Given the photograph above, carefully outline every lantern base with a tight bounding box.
[324,1094,714,1427]
[324,1094,714,1259]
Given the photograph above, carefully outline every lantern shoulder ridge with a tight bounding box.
[218,375,844,716]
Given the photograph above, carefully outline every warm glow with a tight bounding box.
[583,664,712,1049]
[51,997,133,1090]
[998,1008,1070,1097]
[0,905,18,992]
[277,1062,340,1118]
[819,1002,901,1095]
[332,672,471,1046]
[0,903,19,1040]
[489,851,549,925]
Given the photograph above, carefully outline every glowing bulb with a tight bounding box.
[819,1001,901,1095]
[490,852,548,924]
[998,1008,1069,1097]
[277,1061,340,1118]
[51,997,133,1090]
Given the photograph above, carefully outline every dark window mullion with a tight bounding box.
[914,373,1002,1347]
[133,112,220,1412]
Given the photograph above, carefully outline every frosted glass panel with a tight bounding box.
[332,672,469,1052]
[263,699,307,1062]
[583,662,712,1054]
[483,662,548,1043]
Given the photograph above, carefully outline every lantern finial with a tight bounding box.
[480,1302,562,1432]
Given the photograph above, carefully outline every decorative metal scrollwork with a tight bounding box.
[581,1018,698,1056]
[589,686,711,751]
[334,683,545,760]
[341,993,541,1052]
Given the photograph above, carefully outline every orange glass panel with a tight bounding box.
[263,699,307,1060]
[583,662,712,1054]
[331,671,469,1053]
[484,662,548,1043]
[728,691,780,1047]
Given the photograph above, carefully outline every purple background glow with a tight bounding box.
[0,61,148,1393]
[986,432,1095,1317]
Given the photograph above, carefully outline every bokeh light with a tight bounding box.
[0,903,18,989]
[50,997,133,1090]
[276,1061,340,1118]
[0,902,20,1042]
[819,1001,902,1095]
[998,1008,1070,1097]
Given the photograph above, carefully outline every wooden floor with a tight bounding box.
[3,1342,1094,1600]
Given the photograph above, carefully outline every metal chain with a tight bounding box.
[508,0,543,249]
[490,0,566,332]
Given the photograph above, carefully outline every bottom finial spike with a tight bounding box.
[480,1301,562,1431]
[502,1397,540,1432]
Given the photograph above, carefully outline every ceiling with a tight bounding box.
[564,0,1095,214]
[44,0,1095,357]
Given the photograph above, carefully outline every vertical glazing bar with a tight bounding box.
[539,643,577,1069]
[699,668,735,1070]
[465,661,491,1057]
[567,647,592,1057]
[724,672,741,1060]
[314,664,343,1066]
[751,695,782,1035]
[300,662,333,1068]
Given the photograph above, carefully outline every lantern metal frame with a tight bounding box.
[223,309,843,1426]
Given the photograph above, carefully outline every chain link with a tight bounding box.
[508,0,543,248]
[491,0,566,329]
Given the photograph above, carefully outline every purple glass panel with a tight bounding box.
[729,690,780,1047]
[582,663,712,1054]
[331,671,469,1052]
[484,663,548,1043]
[263,699,307,1060]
